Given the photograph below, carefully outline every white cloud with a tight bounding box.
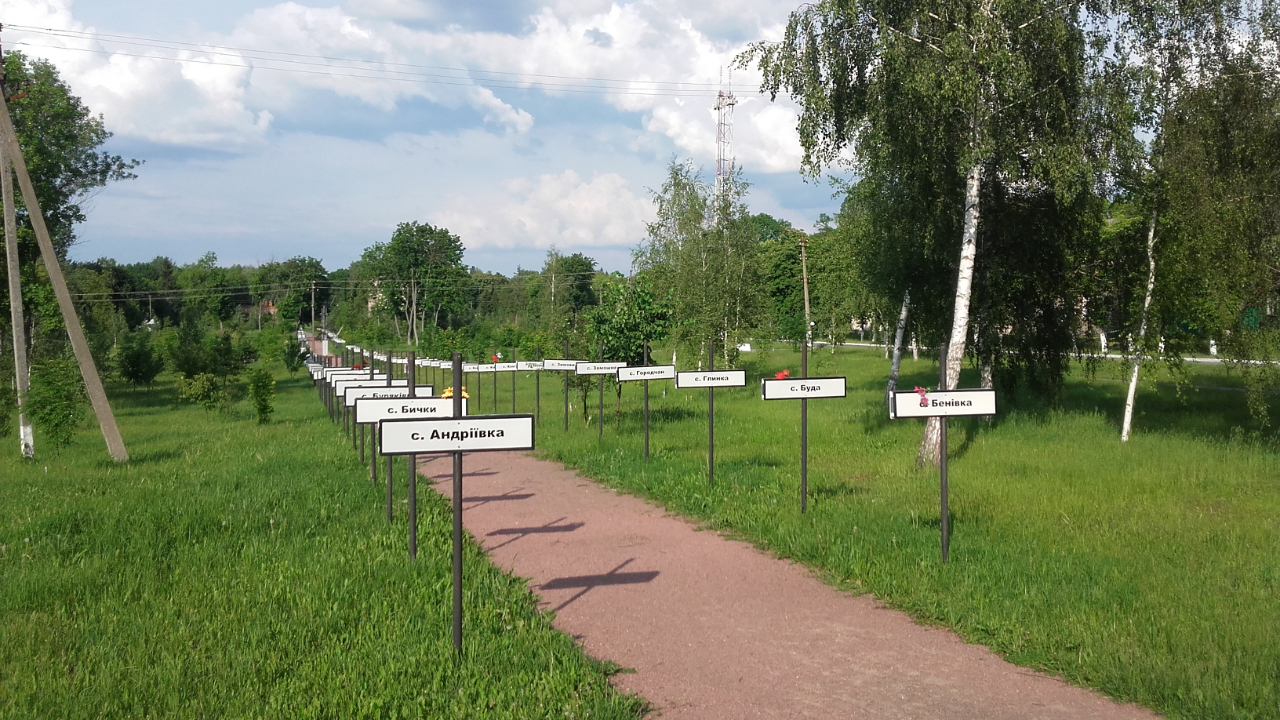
[431,169,653,250]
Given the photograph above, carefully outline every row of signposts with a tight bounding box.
[303,334,997,651]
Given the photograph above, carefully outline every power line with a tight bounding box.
[4,24,760,98]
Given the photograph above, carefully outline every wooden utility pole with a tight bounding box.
[1,111,32,458]
[0,91,129,462]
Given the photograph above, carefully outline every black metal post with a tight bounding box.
[371,425,378,487]
[492,355,497,414]
[451,352,464,652]
[801,327,809,514]
[386,452,394,523]
[360,423,365,465]
[535,343,541,426]
[511,347,517,414]
[408,351,418,560]
[708,337,715,486]
[598,340,604,440]
[940,345,950,563]
[643,341,650,462]
[563,338,570,432]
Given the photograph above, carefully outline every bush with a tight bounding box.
[178,373,228,415]
[282,338,307,376]
[27,358,87,453]
[247,368,276,424]
[117,331,164,386]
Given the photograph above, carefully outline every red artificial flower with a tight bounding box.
[774,369,791,379]
[492,354,500,363]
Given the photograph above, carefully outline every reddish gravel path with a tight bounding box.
[418,451,1159,720]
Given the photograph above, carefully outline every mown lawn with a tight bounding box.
[491,346,1280,720]
[0,371,646,719]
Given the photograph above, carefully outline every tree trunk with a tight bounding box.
[919,161,983,466]
[1121,207,1158,442]
[2,136,33,459]
[886,291,910,403]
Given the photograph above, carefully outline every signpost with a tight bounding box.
[617,356,675,462]
[888,348,996,561]
[675,346,746,485]
[761,375,847,513]
[577,353,626,440]
[543,351,581,431]
[380,352,535,652]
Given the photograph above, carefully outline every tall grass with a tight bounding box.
[0,373,645,718]
[515,347,1279,720]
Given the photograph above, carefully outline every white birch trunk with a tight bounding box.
[886,292,910,402]
[1120,208,1158,442]
[919,162,984,466]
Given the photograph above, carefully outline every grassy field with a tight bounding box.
[465,347,1280,720]
[0,371,646,718]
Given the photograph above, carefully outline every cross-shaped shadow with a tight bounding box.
[462,488,536,510]
[484,516,584,551]
[540,558,660,612]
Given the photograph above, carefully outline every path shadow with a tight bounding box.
[485,516,584,550]
[540,559,659,612]
[463,490,535,509]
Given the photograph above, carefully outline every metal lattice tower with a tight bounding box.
[713,70,737,203]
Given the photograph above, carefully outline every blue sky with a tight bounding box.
[5,0,841,275]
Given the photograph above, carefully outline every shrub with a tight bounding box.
[27,358,86,453]
[247,368,276,424]
[282,338,307,376]
[118,331,164,386]
[178,373,227,415]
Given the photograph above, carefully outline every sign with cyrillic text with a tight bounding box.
[463,363,480,372]
[676,370,747,388]
[477,364,497,373]
[761,376,847,400]
[517,361,543,371]
[496,362,518,372]
[576,362,627,375]
[334,378,403,399]
[618,365,676,381]
[542,359,582,371]
[890,388,996,419]
[324,367,373,380]
[345,385,433,407]
[356,397,465,424]
[380,414,535,455]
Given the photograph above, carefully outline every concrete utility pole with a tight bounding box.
[0,89,129,462]
[0,98,32,458]
[310,281,316,335]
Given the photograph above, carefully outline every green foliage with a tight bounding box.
[246,368,276,424]
[26,358,86,453]
[177,373,228,414]
[281,337,307,376]
[588,273,676,365]
[116,330,163,387]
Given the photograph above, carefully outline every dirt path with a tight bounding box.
[418,451,1159,720]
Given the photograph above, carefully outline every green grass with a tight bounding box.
[0,372,646,719]
[478,347,1280,720]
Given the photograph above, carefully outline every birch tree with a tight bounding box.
[742,0,1096,463]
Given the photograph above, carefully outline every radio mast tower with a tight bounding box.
[713,69,737,205]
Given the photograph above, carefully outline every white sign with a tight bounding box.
[349,345,362,353]
[617,365,677,381]
[761,376,847,400]
[495,362,518,372]
[345,386,410,406]
[463,363,480,372]
[542,359,582,371]
[380,414,535,455]
[576,362,627,375]
[477,364,497,373]
[675,370,747,388]
[334,378,405,399]
[517,361,543,371]
[891,388,997,419]
[345,385,434,406]
[323,367,372,379]
[356,397,465,424]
